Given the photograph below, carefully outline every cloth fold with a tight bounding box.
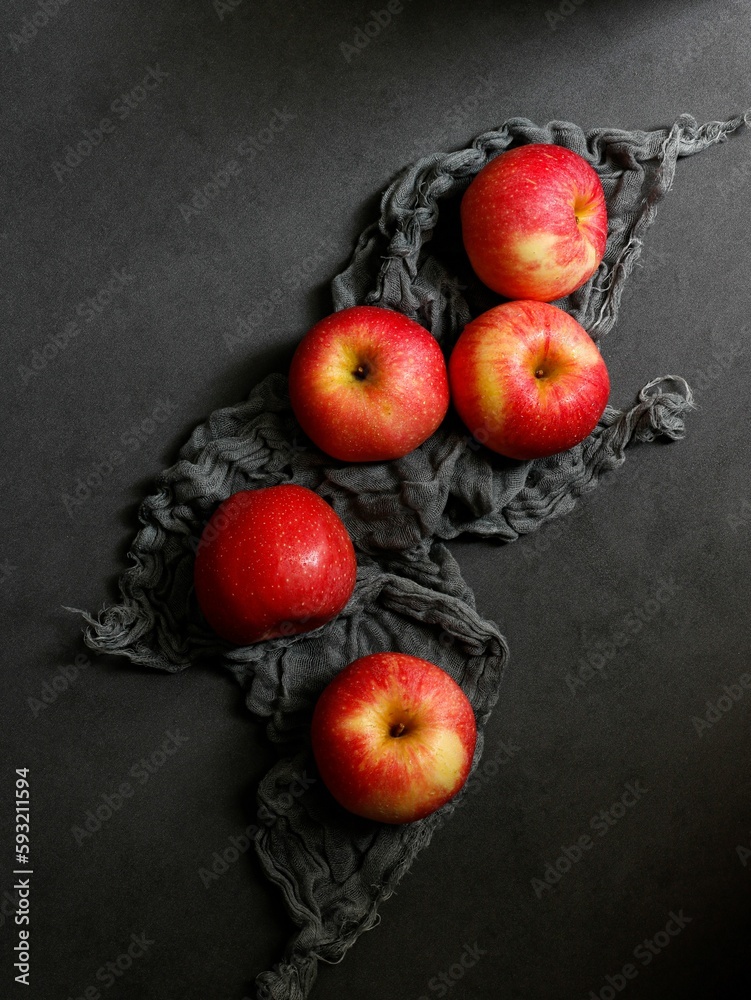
[73,110,749,999]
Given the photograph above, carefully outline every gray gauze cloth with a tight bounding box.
[74,110,750,999]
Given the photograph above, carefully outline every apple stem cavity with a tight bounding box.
[353,362,370,381]
[573,195,593,227]
[535,368,546,379]
[390,721,407,738]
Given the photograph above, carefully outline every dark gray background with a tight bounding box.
[2,0,750,998]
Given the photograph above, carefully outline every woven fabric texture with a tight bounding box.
[74,110,749,999]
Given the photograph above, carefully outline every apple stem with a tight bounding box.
[390,722,406,738]
[535,368,545,379]
[353,363,370,381]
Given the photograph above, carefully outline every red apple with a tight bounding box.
[449,300,610,460]
[311,652,477,824]
[461,143,608,301]
[194,484,357,645]
[288,305,450,462]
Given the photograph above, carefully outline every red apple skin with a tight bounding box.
[288,305,450,462]
[449,300,610,460]
[311,652,477,824]
[461,143,608,301]
[194,484,357,645]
